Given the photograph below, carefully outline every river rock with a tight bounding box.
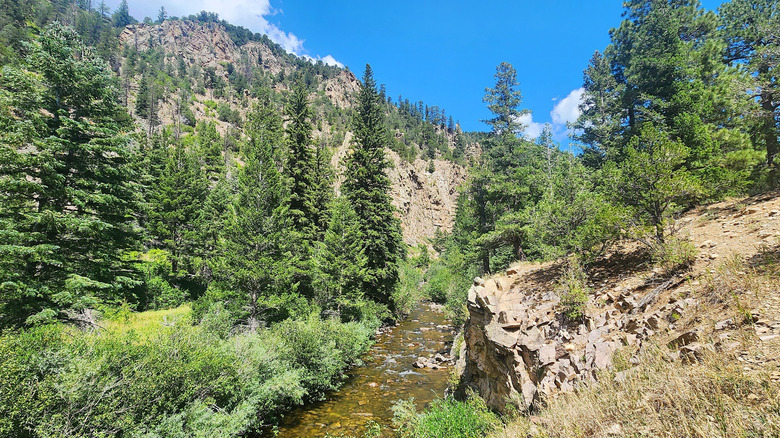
[413,357,429,368]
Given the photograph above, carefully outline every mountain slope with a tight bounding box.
[456,192,780,436]
[118,20,468,246]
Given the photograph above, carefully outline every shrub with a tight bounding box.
[424,261,453,303]
[0,310,378,436]
[557,256,590,322]
[651,235,697,274]
[392,394,501,438]
[392,261,424,317]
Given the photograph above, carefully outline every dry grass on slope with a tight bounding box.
[496,344,778,438]
[493,209,780,438]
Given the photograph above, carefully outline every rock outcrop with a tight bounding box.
[387,152,467,247]
[456,266,701,413]
[456,194,780,413]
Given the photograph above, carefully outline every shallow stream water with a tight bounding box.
[271,303,454,437]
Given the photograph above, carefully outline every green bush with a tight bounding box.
[652,235,698,274]
[392,261,424,317]
[392,394,501,438]
[424,261,453,303]
[557,256,590,322]
[0,310,378,437]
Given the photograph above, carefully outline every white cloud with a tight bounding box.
[303,54,345,68]
[320,55,344,68]
[550,87,584,126]
[517,113,545,140]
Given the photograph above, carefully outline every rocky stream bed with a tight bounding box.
[271,303,455,437]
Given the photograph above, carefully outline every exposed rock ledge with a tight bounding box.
[455,265,700,413]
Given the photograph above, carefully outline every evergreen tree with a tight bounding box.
[467,62,539,273]
[213,99,289,329]
[573,50,624,167]
[147,145,208,278]
[194,121,224,179]
[482,61,527,139]
[311,138,334,240]
[112,0,134,28]
[314,198,367,316]
[0,23,139,327]
[342,64,404,306]
[156,6,167,23]
[284,81,317,299]
[285,81,316,240]
[719,0,779,167]
[606,123,701,244]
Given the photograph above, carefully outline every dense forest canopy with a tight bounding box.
[0,0,778,436]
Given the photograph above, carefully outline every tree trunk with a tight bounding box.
[481,252,490,275]
[513,240,525,261]
[761,90,778,167]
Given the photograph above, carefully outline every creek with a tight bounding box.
[271,302,454,437]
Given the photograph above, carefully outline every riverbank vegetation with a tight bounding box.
[408,0,780,436]
[1,0,779,436]
[0,3,413,434]
[0,306,379,437]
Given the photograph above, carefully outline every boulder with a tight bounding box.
[413,357,429,368]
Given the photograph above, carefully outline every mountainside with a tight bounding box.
[118,20,468,246]
[455,192,780,434]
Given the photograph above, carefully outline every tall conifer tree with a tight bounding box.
[342,64,404,306]
[216,98,289,329]
[285,80,316,240]
[284,81,319,299]
[0,24,139,326]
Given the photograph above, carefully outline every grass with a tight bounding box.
[101,304,192,340]
[495,343,779,438]
[392,393,502,438]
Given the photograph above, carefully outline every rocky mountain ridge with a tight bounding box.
[118,20,468,245]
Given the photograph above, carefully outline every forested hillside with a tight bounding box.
[426,0,779,327]
[0,0,472,435]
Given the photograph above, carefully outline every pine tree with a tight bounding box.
[311,138,334,240]
[285,81,316,240]
[284,81,318,299]
[482,62,527,139]
[215,99,289,330]
[0,24,139,326]
[194,121,224,180]
[147,145,208,277]
[314,198,367,315]
[342,64,404,306]
[607,123,701,244]
[112,0,133,28]
[719,0,779,167]
[573,50,624,167]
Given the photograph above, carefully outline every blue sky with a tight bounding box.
[110,0,723,146]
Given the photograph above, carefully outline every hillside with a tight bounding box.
[455,192,780,436]
[117,20,468,246]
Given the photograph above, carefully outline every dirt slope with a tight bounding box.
[457,192,780,422]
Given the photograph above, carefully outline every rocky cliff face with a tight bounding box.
[457,194,780,413]
[118,21,467,246]
[458,265,666,412]
[387,152,467,247]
